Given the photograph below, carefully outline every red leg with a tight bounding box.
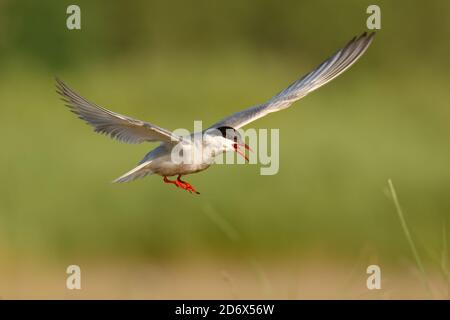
[163,176,177,186]
[163,176,185,190]
[177,175,200,194]
[163,176,200,194]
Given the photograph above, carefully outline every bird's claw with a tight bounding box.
[163,176,200,194]
[176,180,200,194]
[176,176,200,194]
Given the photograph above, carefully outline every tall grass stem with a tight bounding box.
[387,179,432,297]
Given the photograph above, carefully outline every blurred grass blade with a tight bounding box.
[203,204,240,243]
[387,179,432,297]
[442,221,449,298]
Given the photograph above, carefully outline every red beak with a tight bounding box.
[233,143,252,162]
[242,143,253,152]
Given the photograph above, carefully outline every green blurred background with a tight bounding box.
[0,0,449,298]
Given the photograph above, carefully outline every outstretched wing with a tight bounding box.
[210,32,375,129]
[56,78,182,144]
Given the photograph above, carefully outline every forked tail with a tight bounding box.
[112,160,154,183]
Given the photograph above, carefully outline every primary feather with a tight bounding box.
[56,78,181,144]
[210,32,375,129]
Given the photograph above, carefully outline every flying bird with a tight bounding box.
[56,32,375,194]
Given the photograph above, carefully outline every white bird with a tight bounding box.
[56,32,375,194]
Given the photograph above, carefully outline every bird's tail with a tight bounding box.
[112,160,154,183]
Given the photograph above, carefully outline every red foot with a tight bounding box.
[163,176,200,194]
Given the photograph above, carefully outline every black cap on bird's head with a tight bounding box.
[216,126,239,140]
[213,126,252,161]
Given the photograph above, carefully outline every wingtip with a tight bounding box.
[54,77,71,92]
[363,31,377,40]
[355,31,376,41]
[357,31,368,42]
[349,31,376,48]
[54,77,65,91]
[346,30,375,47]
[111,177,126,183]
[54,76,63,85]
[365,31,377,45]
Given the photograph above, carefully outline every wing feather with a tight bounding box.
[56,78,181,144]
[210,32,375,129]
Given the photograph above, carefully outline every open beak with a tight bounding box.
[233,143,252,162]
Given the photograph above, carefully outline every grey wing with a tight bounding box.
[56,78,182,144]
[210,32,375,129]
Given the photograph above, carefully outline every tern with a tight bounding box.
[57,32,375,194]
